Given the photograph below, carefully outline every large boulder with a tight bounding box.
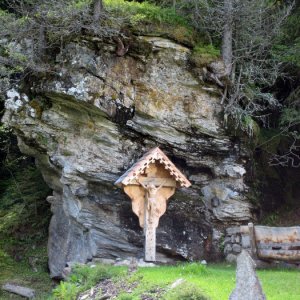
[3,35,254,278]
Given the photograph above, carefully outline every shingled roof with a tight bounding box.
[115,147,191,188]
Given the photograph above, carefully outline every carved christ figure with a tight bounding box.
[138,180,165,212]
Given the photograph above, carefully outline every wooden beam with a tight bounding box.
[257,249,300,261]
[144,198,156,262]
[254,226,300,243]
[248,223,257,259]
[129,177,177,187]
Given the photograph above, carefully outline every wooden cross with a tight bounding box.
[115,147,191,262]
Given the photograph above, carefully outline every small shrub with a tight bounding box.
[163,283,210,300]
[52,281,79,300]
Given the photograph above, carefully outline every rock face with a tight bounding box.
[229,250,266,300]
[3,35,254,278]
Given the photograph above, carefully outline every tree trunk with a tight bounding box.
[221,0,233,76]
[38,24,47,61]
[92,0,103,23]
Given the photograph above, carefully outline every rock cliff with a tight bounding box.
[3,35,253,278]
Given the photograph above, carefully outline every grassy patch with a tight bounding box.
[190,43,220,67]
[62,262,299,300]
[0,242,53,300]
[104,0,197,45]
[164,282,209,300]
[50,264,126,300]
[0,154,52,299]
[105,0,188,27]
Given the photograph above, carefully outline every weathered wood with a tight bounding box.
[241,224,300,261]
[124,163,176,261]
[130,177,177,187]
[2,283,35,299]
[248,223,257,259]
[240,225,249,234]
[144,206,156,261]
[256,242,300,250]
[254,226,300,243]
[257,249,300,261]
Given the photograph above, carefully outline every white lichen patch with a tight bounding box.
[5,89,26,112]
[177,244,188,258]
[29,108,36,118]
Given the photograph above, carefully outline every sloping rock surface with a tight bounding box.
[3,36,253,278]
[230,250,266,300]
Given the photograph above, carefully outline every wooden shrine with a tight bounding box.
[115,147,191,262]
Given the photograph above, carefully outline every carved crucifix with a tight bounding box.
[115,147,191,262]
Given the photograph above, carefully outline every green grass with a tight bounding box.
[116,263,300,300]
[258,268,300,300]
[0,160,53,299]
[1,257,299,300]
[50,264,126,300]
[0,242,53,300]
[105,0,189,27]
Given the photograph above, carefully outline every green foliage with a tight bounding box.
[273,40,300,67]
[241,115,260,138]
[190,43,220,67]
[71,263,124,286]
[105,0,189,27]
[261,212,280,226]
[0,242,53,300]
[104,0,196,45]
[273,4,300,67]
[0,165,51,239]
[164,283,210,300]
[194,44,220,57]
[52,282,78,300]
[279,108,300,129]
[0,127,52,299]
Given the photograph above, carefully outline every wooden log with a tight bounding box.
[257,249,300,261]
[254,226,300,244]
[256,242,300,250]
[129,177,177,187]
[2,283,35,298]
[242,224,300,261]
[248,223,257,259]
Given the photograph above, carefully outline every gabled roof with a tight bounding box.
[115,147,191,188]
